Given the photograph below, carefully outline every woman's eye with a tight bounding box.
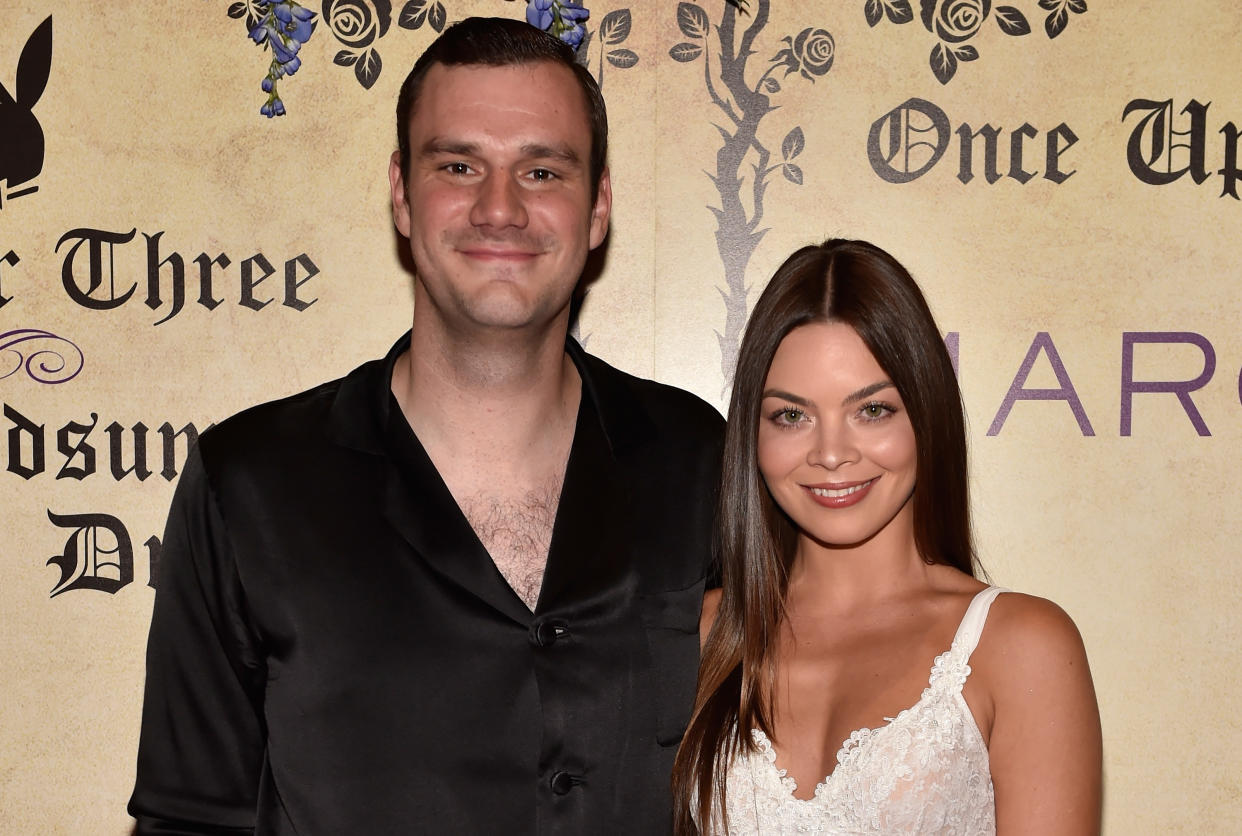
[774,407,804,425]
[860,402,893,420]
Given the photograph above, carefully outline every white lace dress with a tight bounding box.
[713,586,1007,835]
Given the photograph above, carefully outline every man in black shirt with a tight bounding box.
[129,16,723,835]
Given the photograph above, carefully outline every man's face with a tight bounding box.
[390,61,611,335]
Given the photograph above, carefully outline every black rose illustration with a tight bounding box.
[322,0,392,49]
[921,0,991,43]
[793,27,835,77]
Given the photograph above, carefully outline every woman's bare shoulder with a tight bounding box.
[974,590,1096,717]
[700,587,723,647]
[981,591,1089,664]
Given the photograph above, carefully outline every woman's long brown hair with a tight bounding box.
[671,240,979,833]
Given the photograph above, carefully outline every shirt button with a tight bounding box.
[531,620,568,647]
[549,771,577,796]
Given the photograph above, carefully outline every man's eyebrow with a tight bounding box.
[520,143,582,167]
[761,389,813,408]
[417,139,583,168]
[419,138,479,157]
[841,381,895,405]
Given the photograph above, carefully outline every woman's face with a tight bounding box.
[756,321,917,550]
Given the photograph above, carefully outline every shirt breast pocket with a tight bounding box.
[639,578,705,747]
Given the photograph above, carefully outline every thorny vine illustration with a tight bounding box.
[669,0,833,387]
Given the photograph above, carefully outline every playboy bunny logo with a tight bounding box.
[0,16,52,209]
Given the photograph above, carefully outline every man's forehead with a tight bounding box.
[419,59,578,102]
[406,61,590,141]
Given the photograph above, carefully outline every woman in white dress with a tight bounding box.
[672,240,1102,835]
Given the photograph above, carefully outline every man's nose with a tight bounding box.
[469,171,528,229]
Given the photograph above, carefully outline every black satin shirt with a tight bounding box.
[129,333,724,835]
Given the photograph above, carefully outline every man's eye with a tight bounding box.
[444,162,471,175]
[530,168,556,181]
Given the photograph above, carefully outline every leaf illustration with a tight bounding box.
[1038,0,1059,9]
[782,163,803,185]
[334,49,358,66]
[16,16,52,107]
[428,2,446,32]
[227,2,247,19]
[1068,0,1087,12]
[400,0,428,29]
[865,0,883,27]
[994,6,1031,35]
[1045,6,1068,38]
[782,126,805,161]
[600,9,632,45]
[607,48,639,69]
[355,48,382,89]
[954,44,979,61]
[771,44,798,76]
[886,0,914,24]
[930,42,957,84]
[677,2,709,40]
[762,77,780,93]
[669,42,703,62]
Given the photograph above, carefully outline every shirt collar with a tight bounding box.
[328,330,653,457]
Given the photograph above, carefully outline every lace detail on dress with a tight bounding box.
[712,587,1006,835]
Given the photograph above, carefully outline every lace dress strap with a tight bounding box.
[951,586,1009,660]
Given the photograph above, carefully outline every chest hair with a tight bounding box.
[458,479,563,610]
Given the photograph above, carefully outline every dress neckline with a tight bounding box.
[750,660,942,801]
[751,586,1005,802]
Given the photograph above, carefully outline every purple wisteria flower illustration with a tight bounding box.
[252,2,317,114]
[526,1,590,50]
[222,0,318,116]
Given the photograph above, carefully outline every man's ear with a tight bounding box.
[588,166,612,250]
[389,150,411,237]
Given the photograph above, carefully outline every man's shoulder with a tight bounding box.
[578,349,724,431]
[198,354,385,463]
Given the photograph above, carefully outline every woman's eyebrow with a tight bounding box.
[841,381,895,406]
[761,389,812,407]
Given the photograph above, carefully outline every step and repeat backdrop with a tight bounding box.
[1,1,1238,832]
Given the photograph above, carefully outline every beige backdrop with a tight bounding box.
[1,1,1238,832]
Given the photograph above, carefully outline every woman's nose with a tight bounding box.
[806,421,859,469]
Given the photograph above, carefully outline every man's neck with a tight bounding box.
[392,316,582,461]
